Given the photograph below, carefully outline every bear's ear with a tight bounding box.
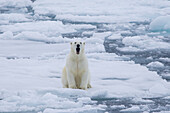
[70,42,72,45]
[83,42,85,45]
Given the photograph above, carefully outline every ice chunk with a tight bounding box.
[110,105,126,109]
[150,15,170,32]
[147,61,164,69]
[159,58,170,62]
[120,106,141,112]
[98,104,107,108]
[132,98,154,104]
[121,35,170,51]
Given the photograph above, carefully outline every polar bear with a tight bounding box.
[62,40,91,90]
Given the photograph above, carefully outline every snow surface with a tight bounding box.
[0,0,170,112]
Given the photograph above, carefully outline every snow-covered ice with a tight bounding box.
[1,39,169,112]
[0,0,170,113]
[33,0,170,23]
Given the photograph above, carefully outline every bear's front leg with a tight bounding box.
[67,72,77,89]
[80,72,88,90]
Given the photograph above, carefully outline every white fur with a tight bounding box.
[62,41,91,90]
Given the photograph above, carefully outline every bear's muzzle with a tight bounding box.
[76,48,80,54]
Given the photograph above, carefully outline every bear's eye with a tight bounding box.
[74,42,76,44]
[80,42,82,44]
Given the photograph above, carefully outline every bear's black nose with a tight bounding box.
[77,44,80,48]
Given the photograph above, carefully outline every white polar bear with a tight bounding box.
[62,40,91,90]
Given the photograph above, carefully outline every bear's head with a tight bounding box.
[70,41,85,55]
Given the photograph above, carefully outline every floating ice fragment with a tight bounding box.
[150,15,170,32]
